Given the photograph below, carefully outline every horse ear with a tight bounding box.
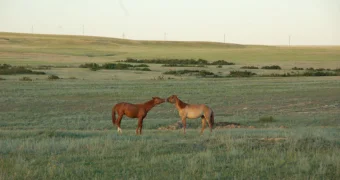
[152,97,156,99]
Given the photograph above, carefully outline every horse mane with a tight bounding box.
[144,99,155,105]
[176,98,188,109]
[143,99,157,111]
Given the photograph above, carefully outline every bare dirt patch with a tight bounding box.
[214,122,242,129]
[259,137,288,141]
[158,121,186,130]
[158,121,257,130]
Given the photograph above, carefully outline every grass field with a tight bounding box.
[1,32,340,179]
[1,32,340,68]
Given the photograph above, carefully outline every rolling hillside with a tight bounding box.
[1,32,339,68]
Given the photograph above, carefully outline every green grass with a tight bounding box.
[0,32,339,179]
[1,128,339,179]
[1,78,339,179]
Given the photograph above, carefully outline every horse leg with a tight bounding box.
[200,117,206,135]
[205,111,213,133]
[136,117,143,135]
[139,118,144,135]
[116,114,123,134]
[181,117,187,134]
[206,117,212,133]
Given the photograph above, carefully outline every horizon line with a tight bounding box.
[1,31,339,47]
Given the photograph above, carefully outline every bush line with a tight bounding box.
[122,58,235,65]
[0,64,46,75]
[79,63,151,71]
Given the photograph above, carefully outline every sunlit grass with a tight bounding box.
[0,32,339,179]
[1,32,340,68]
[1,78,339,179]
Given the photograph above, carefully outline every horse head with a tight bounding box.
[152,97,166,105]
[166,95,178,104]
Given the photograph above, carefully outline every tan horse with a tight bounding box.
[166,95,214,134]
[112,97,165,135]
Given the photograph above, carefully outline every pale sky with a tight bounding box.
[1,0,339,45]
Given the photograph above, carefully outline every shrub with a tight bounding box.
[163,69,216,77]
[302,68,340,76]
[262,70,340,77]
[125,57,138,62]
[90,66,100,71]
[35,65,53,70]
[164,70,199,75]
[261,65,281,70]
[79,63,100,69]
[124,58,205,64]
[20,77,32,81]
[303,71,336,76]
[162,64,206,67]
[264,73,297,77]
[333,68,340,72]
[229,70,256,77]
[135,67,151,71]
[165,69,260,78]
[0,77,6,80]
[217,65,222,68]
[80,62,152,71]
[210,60,235,65]
[0,64,46,75]
[102,63,133,70]
[292,67,304,70]
[315,68,326,71]
[199,70,215,77]
[162,64,178,67]
[133,64,149,67]
[101,63,115,69]
[48,75,60,80]
[0,64,11,69]
[123,58,235,66]
[258,116,275,122]
[197,58,208,64]
[240,66,259,69]
[116,63,133,69]
[55,65,70,68]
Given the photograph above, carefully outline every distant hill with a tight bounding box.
[0,32,339,68]
[0,32,245,48]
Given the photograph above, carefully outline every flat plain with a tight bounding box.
[0,32,340,179]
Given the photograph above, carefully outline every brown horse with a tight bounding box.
[112,97,165,134]
[167,95,214,134]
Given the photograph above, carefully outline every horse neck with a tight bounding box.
[175,98,187,110]
[143,99,156,112]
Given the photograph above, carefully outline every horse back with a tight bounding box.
[184,104,212,119]
[114,102,138,112]
[118,102,149,118]
[187,104,211,111]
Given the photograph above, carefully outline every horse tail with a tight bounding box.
[112,105,117,126]
[210,110,215,128]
